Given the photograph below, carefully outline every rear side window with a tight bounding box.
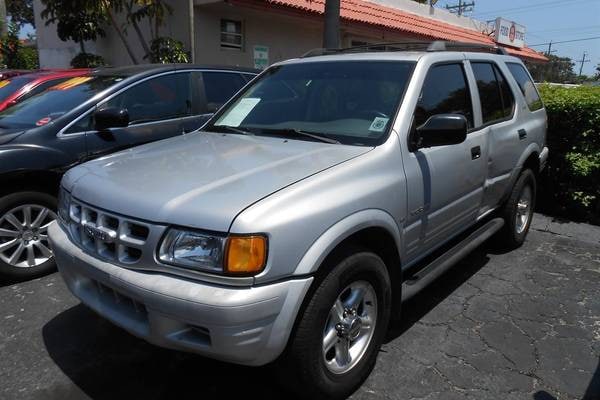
[202,71,247,110]
[471,62,515,124]
[506,63,543,111]
[414,63,473,129]
[103,72,192,124]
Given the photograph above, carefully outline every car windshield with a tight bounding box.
[0,76,35,102]
[207,61,415,146]
[0,75,126,129]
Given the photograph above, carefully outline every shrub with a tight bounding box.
[146,37,189,64]
[537,84,600,224]
[70,52,106,68]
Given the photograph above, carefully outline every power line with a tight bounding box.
[528,36,600,46]
[445,0,475,16]
[473,0,589,17]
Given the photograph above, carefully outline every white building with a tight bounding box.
[33,0,547,69]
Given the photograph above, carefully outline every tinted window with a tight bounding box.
[103,73,191,124]
[0,75,122,130]
[63,113,93,134]
[0,76,35,102]
[209,61,415,146]
[415,63,473,129]
[471,62,514,124]
[202,72,247,110]
[507,63,543,111]
[19,77,71,103]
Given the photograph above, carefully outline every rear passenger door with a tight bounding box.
[84,72,194,159]
[467,60,519,213]
[403,62,488,260]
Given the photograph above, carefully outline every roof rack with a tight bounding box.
[301,40,508,58]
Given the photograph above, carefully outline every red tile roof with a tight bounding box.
[249,0,548,61]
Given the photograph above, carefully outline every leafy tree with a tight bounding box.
[0,22,39,69]
[146,37,188,63]
[7,0,34,28]
[526,55,577,83]
[71,52,106,68]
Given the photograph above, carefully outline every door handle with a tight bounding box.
[518,129,527,140]
[471,146,481,160]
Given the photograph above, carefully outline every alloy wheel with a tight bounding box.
[515,185,533,234]
[0,204,56,268]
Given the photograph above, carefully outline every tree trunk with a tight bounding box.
[104,2,139,64]
[80,41,86,54]
[125,1,151,60]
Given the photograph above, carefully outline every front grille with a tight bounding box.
[65,200,151,264]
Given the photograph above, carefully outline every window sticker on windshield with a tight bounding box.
[217,98,261,127]
[369,117,389,132]
[0,80,10,88]
[50,76,93,91]
[36,117,52,126]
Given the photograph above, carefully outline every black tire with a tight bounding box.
[280,247,392,400]
[495,169,537,249]
[0,191,58,280]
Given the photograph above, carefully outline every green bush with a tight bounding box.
[537,84,600,224]
[70,52,106,68]
[146,37,189,64]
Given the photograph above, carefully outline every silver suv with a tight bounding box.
[49,42,548,399]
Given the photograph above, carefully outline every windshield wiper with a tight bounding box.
[206,125,254,136]
[267,128,340,144]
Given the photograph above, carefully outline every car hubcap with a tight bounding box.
[322,280,378,374]
[0,204,56,268]
[516,185,532,234]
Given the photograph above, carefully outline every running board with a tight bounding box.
[401,217,505,302]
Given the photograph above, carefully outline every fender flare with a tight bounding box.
[501,143,541,202]
[293,209,402,276]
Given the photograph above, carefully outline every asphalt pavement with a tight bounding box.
[1,214,599,400]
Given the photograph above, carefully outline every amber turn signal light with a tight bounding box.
[225,235,267,275]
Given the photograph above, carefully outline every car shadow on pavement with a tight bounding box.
[42,304,289,400]
[386,245,492,340]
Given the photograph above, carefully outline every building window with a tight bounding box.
[221,19,243,50]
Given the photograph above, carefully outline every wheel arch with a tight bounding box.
[0,170,62,199]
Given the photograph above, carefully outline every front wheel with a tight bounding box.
[0,192,58,280]
[279,248,391,399]
[495,169,537,249]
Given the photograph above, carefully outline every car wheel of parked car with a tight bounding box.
[280,248,391,399]
[496,169,537,249]
[0,192,57,279]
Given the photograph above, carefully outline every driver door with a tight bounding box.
[403,62,487,261]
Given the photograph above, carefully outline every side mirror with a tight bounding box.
[413,114,467,149]
[94,107,129,131]
[206,102,223,113]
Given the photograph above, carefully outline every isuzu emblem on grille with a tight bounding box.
[83,223,116,243]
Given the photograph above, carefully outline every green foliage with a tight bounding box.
[7,0,35,28]
[146,37,189,64]
[0,22,38,69]
[537,84,600,223]
[71,52,107,68]
[526,55,577,83]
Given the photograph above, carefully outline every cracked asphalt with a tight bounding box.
[0,214,599,400]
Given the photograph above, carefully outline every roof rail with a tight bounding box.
[301,40,509,58]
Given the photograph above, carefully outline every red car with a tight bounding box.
[0,69,90,112]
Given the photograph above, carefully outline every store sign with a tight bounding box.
[494,18,526,48]
[253,45,269,70]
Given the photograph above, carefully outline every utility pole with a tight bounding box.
[445,0,475,16]
[546,41,556,56]
[576,51,590,76]
[323,0,341,49]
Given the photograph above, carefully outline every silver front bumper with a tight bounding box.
[49,222,313,366]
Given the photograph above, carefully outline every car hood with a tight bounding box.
[0,128,26,145]
[66,131,370,232]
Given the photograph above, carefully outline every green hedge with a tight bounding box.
[537,84,600,224]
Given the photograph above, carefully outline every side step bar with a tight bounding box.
[401,217,505,302]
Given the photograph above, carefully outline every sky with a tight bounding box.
[19,0,600,75]
[435,0,600,76]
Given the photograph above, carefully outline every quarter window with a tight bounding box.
[102,73,192,124]
[506,63,543,111]
[221,20,243,50]
[414,63,473,129]
[471,62,515,124]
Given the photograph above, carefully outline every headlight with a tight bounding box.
[158,229,267,276]
[57,187,71,223]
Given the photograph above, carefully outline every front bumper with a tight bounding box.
[49,222,313,366]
